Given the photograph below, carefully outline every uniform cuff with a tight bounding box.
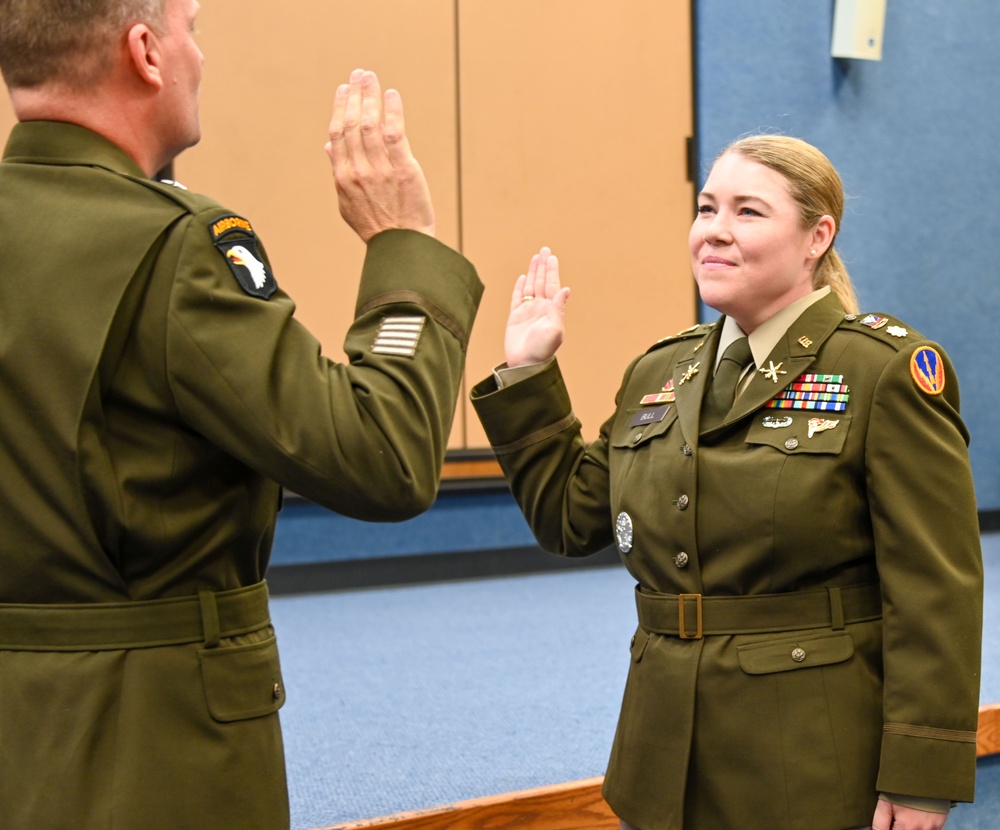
[879,793,951,814]
[494,358,555,389]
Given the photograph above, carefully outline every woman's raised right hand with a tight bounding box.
[504,247,571,368]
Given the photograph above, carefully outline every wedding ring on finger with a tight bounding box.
[521,294,535,302]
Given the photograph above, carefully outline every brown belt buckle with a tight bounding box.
[678,593,703,640]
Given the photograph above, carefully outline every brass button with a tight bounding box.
[630,635,636,648]
[273,682,283,701]
[633,433,643,443]
[681,443,693,456]
[674,552,689,569]
[784,438,799,451]
[791,647,806,663]
[676,494,689,511]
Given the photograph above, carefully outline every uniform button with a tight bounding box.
[676,494,689,510]
[784,438,799,450]
[791,647,806,663]
[633,433,643,443]
[673,552,689,569]
[273,681,283,701]
[630,635,636,648]
[681,443,693,456]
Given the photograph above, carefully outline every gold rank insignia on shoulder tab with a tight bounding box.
[210,214,278,300]
[842,312,920,349]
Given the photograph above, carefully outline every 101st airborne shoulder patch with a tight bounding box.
[209,214,277,300]
[910,346,946,396]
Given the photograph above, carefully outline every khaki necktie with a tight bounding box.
[702,337,753,429]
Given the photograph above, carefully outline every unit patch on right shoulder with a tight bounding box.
[910,346,946,396]
[209,214,277,300]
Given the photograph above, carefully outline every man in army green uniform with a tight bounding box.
[0,1,482,827]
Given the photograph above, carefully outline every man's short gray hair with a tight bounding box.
[0,0,167,90]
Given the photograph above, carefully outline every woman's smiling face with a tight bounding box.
[690,151,831,333]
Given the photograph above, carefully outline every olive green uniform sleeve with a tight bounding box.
[470,356,627,556]
[867,344,983,800]
[167,217,482,520]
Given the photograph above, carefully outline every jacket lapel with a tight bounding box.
[725,293,847,425]
[674,325,719,444]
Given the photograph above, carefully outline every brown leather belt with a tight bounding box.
[0,580,270,651]
[635,581,882,639]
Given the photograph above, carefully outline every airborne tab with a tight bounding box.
[209,214,278,300]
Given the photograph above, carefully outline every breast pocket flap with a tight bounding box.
[745,413,851,455]
[611,406,679,449]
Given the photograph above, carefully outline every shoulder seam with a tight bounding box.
[121,173,225,216]
[839,313,923,351]
[645,323,713,353]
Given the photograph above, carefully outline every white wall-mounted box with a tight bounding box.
[831,0,887,61]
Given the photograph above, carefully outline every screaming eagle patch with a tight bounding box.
[209,214,277,300]
[910,346,946,396]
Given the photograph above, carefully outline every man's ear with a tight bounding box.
[126,24,163,90]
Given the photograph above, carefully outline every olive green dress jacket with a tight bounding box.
[0,121,482,829]
[471,292,982,830]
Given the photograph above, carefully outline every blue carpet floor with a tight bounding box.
[270,533,1000,830]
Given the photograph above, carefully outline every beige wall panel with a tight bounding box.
[459,0,694,445]
[179,0,465,443]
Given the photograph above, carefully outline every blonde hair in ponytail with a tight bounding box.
[720,135,859,314]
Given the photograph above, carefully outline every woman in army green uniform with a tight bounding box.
[471,136,982,830]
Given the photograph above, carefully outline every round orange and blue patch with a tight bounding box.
[910,347,945,396]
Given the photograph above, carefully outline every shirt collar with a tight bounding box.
[714,285,832,372]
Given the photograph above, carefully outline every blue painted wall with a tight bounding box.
[271,490,536,566]
[695,0,1000,509]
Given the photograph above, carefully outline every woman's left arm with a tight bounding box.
[865,342,983,804]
